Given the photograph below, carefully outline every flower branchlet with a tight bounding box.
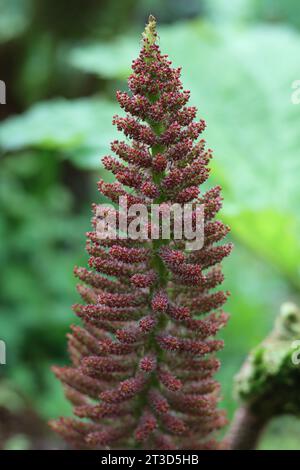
[50,15,232,450]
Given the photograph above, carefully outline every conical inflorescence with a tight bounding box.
[50,16,232,450]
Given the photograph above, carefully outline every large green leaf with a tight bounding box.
[159,22,300,286]
[0,97,119,168]
[68,36,139,79]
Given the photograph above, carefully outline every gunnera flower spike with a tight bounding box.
[50,15,232,450]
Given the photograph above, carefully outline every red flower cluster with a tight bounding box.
[50,16,232,450]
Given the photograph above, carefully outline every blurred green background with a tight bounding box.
[0,0,300,450]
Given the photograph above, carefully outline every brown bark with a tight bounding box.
[227,405,267,450]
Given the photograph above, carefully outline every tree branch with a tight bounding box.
[226,302,300,450]
[227,405,267,450]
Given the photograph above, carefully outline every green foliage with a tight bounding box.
[69,37,139,79]
[205,0,300,30]
[0,98,119,169]
[252,0,300,30]
[0,150,90,417]
[1,2,300,448]
[0,0,32,43]
[218,241,291,417]
[5,21,300,284]
[4,435,31,450]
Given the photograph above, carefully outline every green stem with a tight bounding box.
[134,18,171,447]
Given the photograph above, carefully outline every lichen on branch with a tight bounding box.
[235,302,300,418]
[228,302,300,450]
